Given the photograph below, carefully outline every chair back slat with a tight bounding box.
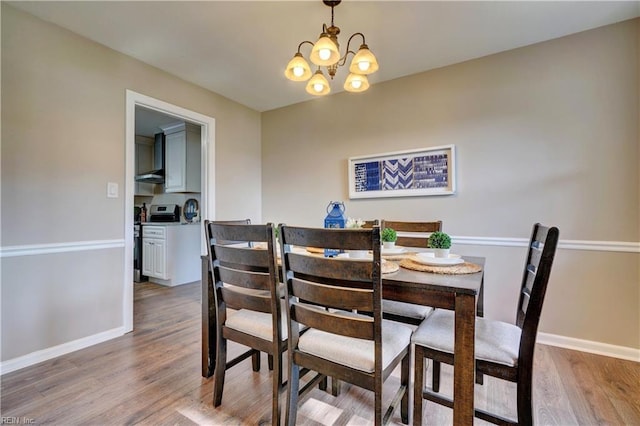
[221,286,272,313]
[283,227,376,251]
[288,253,373,283]
[291,277,374,311]
[206,219,252,246]
[292,303,375,340]
[218,266,271,291]
[214,244,270,270]
[381,220,442,248]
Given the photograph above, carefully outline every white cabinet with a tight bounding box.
[134,136,155,196]
[142,224,200,286]
[142,226,167,279]
[163,123,201,193]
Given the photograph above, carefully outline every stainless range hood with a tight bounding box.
[135,133,165,184]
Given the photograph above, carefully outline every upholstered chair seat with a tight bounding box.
[413,309,521,367]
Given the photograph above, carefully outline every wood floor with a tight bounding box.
[2,281,639,425]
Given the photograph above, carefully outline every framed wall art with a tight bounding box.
[348,145,456,199]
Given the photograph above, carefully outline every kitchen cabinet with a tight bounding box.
[142,224,200,286]
[135,136,155,196]
[142,226,167,279]
[163,122,201,193]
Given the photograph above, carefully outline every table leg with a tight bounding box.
[453,292,476,424]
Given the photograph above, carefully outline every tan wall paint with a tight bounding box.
[1,5,262,361]
[262,20,640,349]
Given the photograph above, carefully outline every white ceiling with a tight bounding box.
[9,1,640,112]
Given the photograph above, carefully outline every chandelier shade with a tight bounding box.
[344,73,369,93]
[306,69,331,96]
[285,0,379,96]
[310,32,341,66]
[284,53,313,81]
[349,44,379,75]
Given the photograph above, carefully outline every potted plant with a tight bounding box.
[381,227,397,249]
[428,231,452,258]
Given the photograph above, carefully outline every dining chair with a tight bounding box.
[412,223,559,425]
[202,219,255,377]
[279,225,412,425]
[205,220,286,425]
[380,220,443,326]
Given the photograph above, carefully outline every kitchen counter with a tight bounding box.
[141,222,201,226]
[142,223,201,286]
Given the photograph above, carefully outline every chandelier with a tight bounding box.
[284,0,379,96]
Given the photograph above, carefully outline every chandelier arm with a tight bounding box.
[297,40,315,53]
[335,50,357,67]
[345,32,366,52]
[333,32,366,67]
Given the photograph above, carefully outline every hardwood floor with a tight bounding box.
[2,281,639,425]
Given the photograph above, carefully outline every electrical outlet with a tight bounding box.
[107,182,119,198]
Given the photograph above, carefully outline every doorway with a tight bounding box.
[124,90,216,332]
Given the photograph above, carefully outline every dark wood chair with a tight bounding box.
[412,223,559,425]
[202,219,253,377]
[279,225,412,425]
[205,220,286,425]
[380,220,443,326]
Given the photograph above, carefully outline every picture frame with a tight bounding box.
[348,145,456,199]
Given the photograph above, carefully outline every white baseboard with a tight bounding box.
[0,327,126,375]
[538,332,640,362]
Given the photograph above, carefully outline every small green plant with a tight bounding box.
[428,231,451,249]
[381,228,397,243]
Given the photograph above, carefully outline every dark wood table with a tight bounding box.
[201,254,485,425]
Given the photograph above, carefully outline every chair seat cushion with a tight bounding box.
[225,302,289,342]
[297,319,412,373]
[412,309,521,367]
[383,299,434,320]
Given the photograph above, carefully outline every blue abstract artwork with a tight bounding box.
[350,146,455,198]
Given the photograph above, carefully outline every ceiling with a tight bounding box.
[9,1,640,112]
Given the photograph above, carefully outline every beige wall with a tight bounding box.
[1,4,262,361]
[262,20,640,349]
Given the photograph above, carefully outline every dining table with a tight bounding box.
[200,250,485,425]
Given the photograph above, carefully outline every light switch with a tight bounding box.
[107,182,119,198]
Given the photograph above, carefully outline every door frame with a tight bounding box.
[124,90,216,332]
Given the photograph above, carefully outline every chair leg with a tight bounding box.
[331,377,341,396]
[319,376,327,391]
[401,351,409,424]
[213,337,227,407]
[413,347,425,426]
[517,375,534,426]
[252,351,261,372]
[285,362,300,426]
[432,361,441,393]
[268,354,274,371]
[272,352,283,426]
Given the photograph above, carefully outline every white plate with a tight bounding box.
[337,253,374,261]
[381,247,406,255]
[414,253,464,266]
[416,252,461,259]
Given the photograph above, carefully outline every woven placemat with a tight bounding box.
[382,261,400,274]
[382,253,413,261]
[400,257,482,275]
